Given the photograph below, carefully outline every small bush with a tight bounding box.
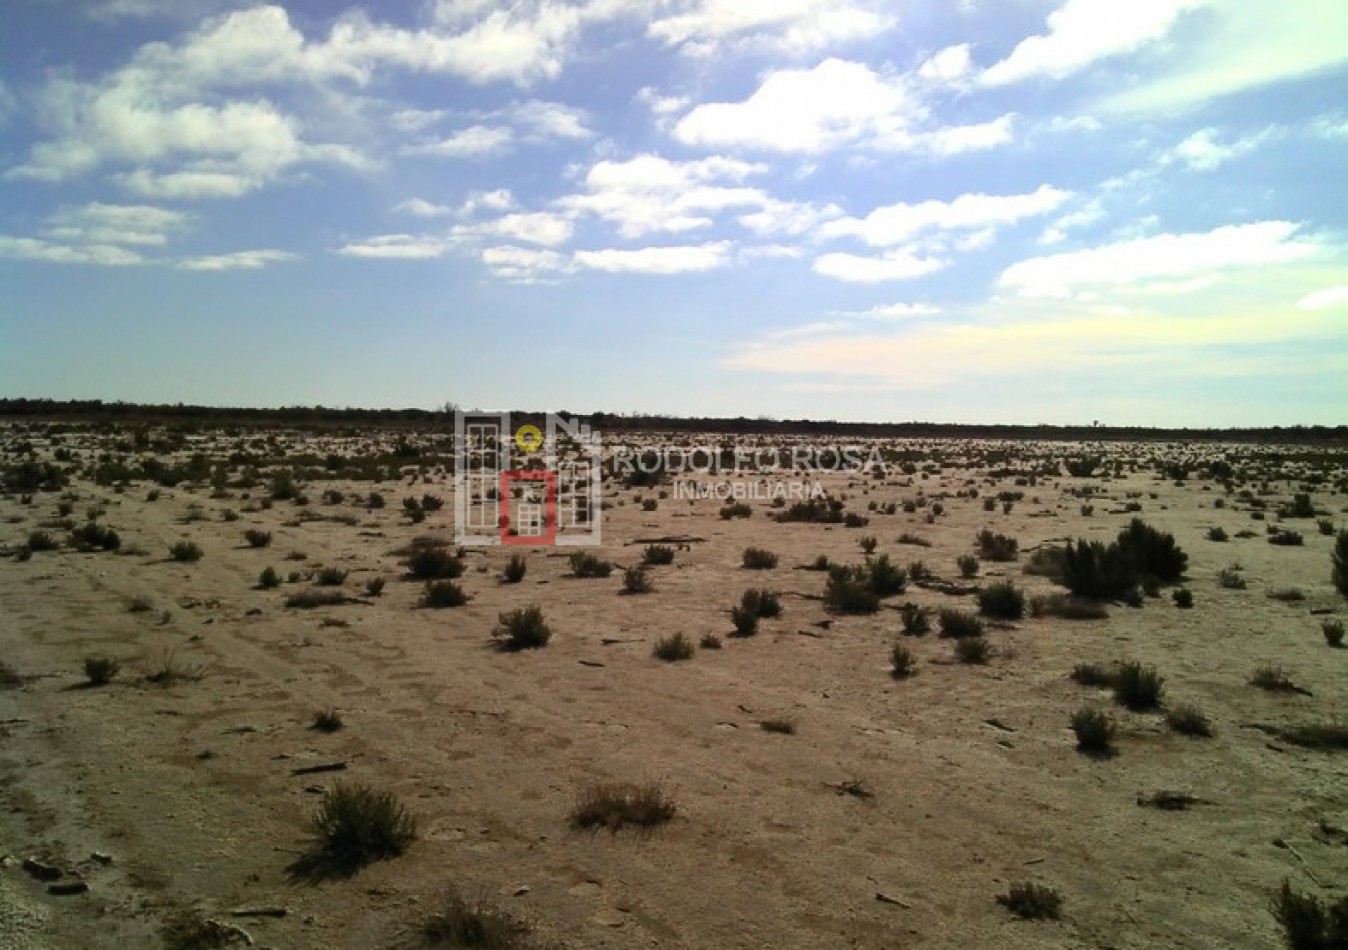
[1172,588,1194,609]
[1269,529,1304,547]
[315,566,348,586]
[422,890,533,949]
[1023,546,1066,580]
[622,566,653,594]
[957,554,979,578]
[568,551,612,578]
[367,492,385,509]
[1030,594,1109,620]
[1165,705,1213,738]
[570,782,676,832]
[742,588,783,619]
[1268,587,1306,602]
[502,553,527,583]
[127,595,154,613]
[823,565,881,615]
[891,643,917,678]
[859,535,878,555]
[867,554,907,596]
[1113,661,1164,711]
[258,566,281,589]
[760,717,796,735]
[1276,723,1348,750]
[1218,566,1247,590]
[26,530,58,552]
[642,544,675,566]
[730,604,759,636]
[938,608,984,639]
[408,547,464,580]
[898,533,932,548]
[422,581,468,609]
[1206,526,1228,542]
[287,588,347,609]
[975,530,1019,562]
[899,602,931,636]
[719,502,752,519]
[244,529,272,548]
[307,781,416,872]
[312,709,344,733]
[955,636,991,664]
[1071,706,1116,754]
[1334,530,1348,598]
[494,605,551,650]
[70,521,121,552]
[364,577,385,597]
[1318,518,1335,537]
[1071,662,1115,687]
[1270,879,1348,950]
[145,650,204,686]
[1250,665,1299,692]
[699,633,722,650]
[742,547,779,570]
[978,581,1025,620]
[83,654,120,686]
[653,632,695,662]
[998,882,1063,921]
[169,541,203,562]
[1323,619,1345,648]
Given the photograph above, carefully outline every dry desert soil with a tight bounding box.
[2,424,1347,949]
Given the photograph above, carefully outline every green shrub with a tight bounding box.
[1030,594,1109,620]
[978,581,1025,620]
[169,541,203,562]
[258,566,281,589]
[493,605,551,650]
[422,890,533,949]
[642,544,675,566]
[899,602,930,636]
[1116,518,1188,582]
[308,781,416,871]
[1318,519,1335,537]
[26,530,58,552]
[1172,588,1194,609]
[955,636,991,664]
[315,566,348,586]
[1165,704,1213,738]
[421,581,467,609]
[1071,662,1115,687]
[957,554,979,578]
[570,781,676,832]
[1270,879,1348,950]
[1334,530,1348,598]
[622,566,653,594]
[1113,661,1164,711]
[742,588,783,619]
[891,643,916,678]
[1323,619,1345,648]
[867,554,907,596]
[1250,664,1299,692]
[742,547,779,570]
[408,547,464,580]
[244,529,272,548]
[568,551,612,578]
[938,608,984,639]
[83,654,120,686]
[287,588,347,609]
[1218,566,1247,590]
[730,604,759,636]
[502,553,527,583]
[859,535,878,555]
[700,633,723,650]
[70,521,120,552]
[719,502,752,519]
[1071,707,1115,754]
[823,565,881,615]
[998,882,1063,920]
[1269,529,1304,546]
[1206,526,1228,542]
[975,530,1019,562]
[364,577,385,597]
[652,632,695,662]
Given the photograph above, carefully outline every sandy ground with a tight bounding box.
[2,427,1346,949]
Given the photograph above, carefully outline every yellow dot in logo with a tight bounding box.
[514,424,543,453]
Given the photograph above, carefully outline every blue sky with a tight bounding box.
[1,0,1346,425]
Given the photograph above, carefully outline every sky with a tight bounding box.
[1,0,1346,426]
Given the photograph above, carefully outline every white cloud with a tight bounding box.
[574,241,733,274]
[844,302,941,318]
[44,202,191,246]
[395,198,455,218]
[648,0,896,57]
[1000,221,1321,298]
[812,250,947,282]
[506,99,591,140]
[114,168,265,199]
[335,234,450,259]
[456,212,574,247]
[737,198,843,237]
[822,185,1070,248]
[1297,286,1348,311]
[918,44,973,84]
[480,244,573,281]
[390,108,448,132]
[176,249,298,270]
[0,236,146,266]
[404,124,513,158]
[1163,126,1273,171]
[980,0,1207,86]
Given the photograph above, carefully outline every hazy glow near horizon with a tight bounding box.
[1,0,1346,425]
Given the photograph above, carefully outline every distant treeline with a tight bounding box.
[0,398,1344,444]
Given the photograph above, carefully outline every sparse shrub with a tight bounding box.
[899,602,930,636]
[169,540,203,562]
[568,551,612,578]
[1250,665,1299,692]
[699,633,722,650]
[312,709,344,733]
[1268,587,1306,602]
[998,882,1063,920]
[1023,545,1066,581]
[83,654,120,686]
[978,581,1025,620]
[1166,705,1213,737]
[367,492,385,509]
[742,588,782,618]
[1323,619,1345,648]
[1269,879,1348,950]
[1269,529,1304,546]
[867,554,906,596]
[502,553,527,583]
[859,535,878,555]
[730,604,759,636]
[287,588,347,609]
[1172,588,1194,609]
[1206,526,1228,542]
[70,521,120,552]
[1334,530,1348,598]
[127,595,153,613]
[898,532,932,548]
[494,605,551,650]
[843,512,869,528]
[0,662,23,688]
[422,581,468,609]
[1113,661,1164,710]
[1318,519,1335,537]
[642,544,675,566]
[622,565,653,593]
[976,529,1019,561]
[957,554,979,578]
[408,546,464,580]
[823,564,881,615]
[315,566,348,586]
[1275,723,1348,750]
[422,890,533,949]
[307,781,416,871]
[719,502,752,519]
[26,530,58,552]
[891,643,916,678]
[742,547,779,570]
[244,529,272,548]
[1030,593,1109,620]
[804,554,831,571]
[365,577,385,597]
[1071,662,1115,687]
[653,632,695,662]
[938,608,984,639]
[641,498,658,512]
[760,718,796,734]
[420,493,444,512]
[258,566,281,589]
[570,782,675,832]
[955,636,991,664]
[1071,706,1115,754]
[1116,518,1188,582]
[145,650,204,686]
[1218,566,1247,590]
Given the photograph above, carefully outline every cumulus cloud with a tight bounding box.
[44,202,191,246]
[1162,126,1274,171]
[335,234,451,259]
[821,185,1070,248]
[647,0,896,57]
[0,235,146,266]
[176,248,298,270]
[574,241,733,274]
[812,249,947,283]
